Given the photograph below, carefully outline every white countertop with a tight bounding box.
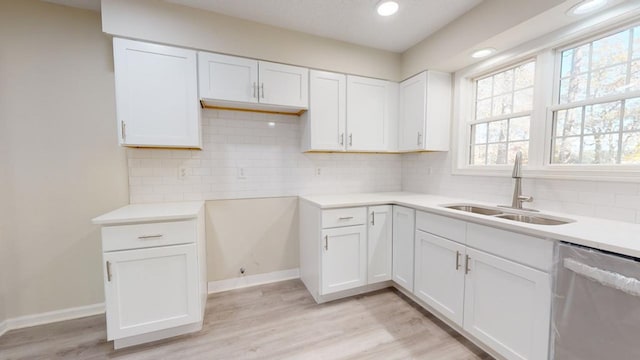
[92,201,204,225]
[300,192,640,258]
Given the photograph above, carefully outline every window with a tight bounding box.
[470,61,535,165]
[551,25,640,165]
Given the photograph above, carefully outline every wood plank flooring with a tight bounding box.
[0,280,492,360]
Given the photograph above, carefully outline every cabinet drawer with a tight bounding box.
[322,207,366,228]
[102,219,196,252]
[466,223,553,272]
[416,211,466,243]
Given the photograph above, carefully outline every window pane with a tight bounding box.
[559,75,587,104]
[561,44,590,78]
[623,97,640,131]
[492,94,512,116]
[477,77,492,99]
[555,108,583,137]
[493,69,514,95]
[584,101,621,134]
[514,62,535,89]
[473,123,488,144]
[621,132,640,163]
[553,137,581,164]
[487,143,508,165]
[476,98,492,120]
[471,144,487,165]
[488,120,508,142]
[582,134,619,164]
[591,30,629,69]
[589,64,627,98]
[513,88,533,113]
[509,116,530,141]
[508,141,529,164]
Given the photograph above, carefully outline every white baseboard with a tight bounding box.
[0,303,105,337]
[208,268,300,294]
[0,320,8,338]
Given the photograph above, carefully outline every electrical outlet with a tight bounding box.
[178,167,187,179]
[316,167,321,176]
[237,167,247,179]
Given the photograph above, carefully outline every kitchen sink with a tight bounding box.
[494,213,574,225]
[444,205,503,216]
[442,203,575,226]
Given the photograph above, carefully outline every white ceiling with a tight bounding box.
[165,0,483,53]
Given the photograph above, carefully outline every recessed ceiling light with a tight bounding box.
[471,48,496,59]
[567,0,608,16]
[377,1,399,16]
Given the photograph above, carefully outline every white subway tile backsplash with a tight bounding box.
[127,109,403,203]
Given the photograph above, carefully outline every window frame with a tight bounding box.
[453,16,640,182]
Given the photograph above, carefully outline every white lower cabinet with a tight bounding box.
[463,247,551,360]
[414,230,465,326]
[321,225,367,295]
[414,211,552,360]
[103,244,200,340]
[392,206,415,291]
[368,205,393,284]
[93,202,207,350]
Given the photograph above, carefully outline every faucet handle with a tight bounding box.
[518,195,533,203]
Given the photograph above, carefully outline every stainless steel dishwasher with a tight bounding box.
[553,242,640,360]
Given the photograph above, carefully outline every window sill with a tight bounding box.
[452,165,640,183]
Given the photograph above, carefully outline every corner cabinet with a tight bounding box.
[113,38,201,149]
[392,206,415,291]
[300,70,346,152]
[346,75,398,152]
[299,201,392,303]
[398,71,451,152]
[198,52,308,113]
[92,202,207,350]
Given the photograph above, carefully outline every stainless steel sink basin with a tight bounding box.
[442,203,575,226]
[495,213,574,226]
[444,205,503,216]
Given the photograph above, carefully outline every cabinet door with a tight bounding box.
[103,244,200,340]
[113,38,200,148]
[463,247,551,360]
[346,76,398,151]
[398,72,426,151]
[392,206,415,291]
[321,225,367,295]
[307,70,346,151]
[368,205,392,284]
[198,52,258,103]
[414,230,466,326]
[259,61,309,108]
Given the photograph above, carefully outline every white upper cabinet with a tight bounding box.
[347,75,398,152]
[258,61,309,108]
[198,52,308,112]
[198,52,258,104]
[301,70,346,152]
[398,71,451,152]
[113,38,201,149]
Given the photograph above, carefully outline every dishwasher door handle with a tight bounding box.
[564,258,640,297]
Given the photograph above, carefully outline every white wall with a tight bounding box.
[127,110,403,203]
[403,152,640,223]
[101,0,401,81]
[0,0,129,319]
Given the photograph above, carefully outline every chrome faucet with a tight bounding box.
[503,151,535,211]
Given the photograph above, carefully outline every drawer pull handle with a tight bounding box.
[455,251,461,270]
[465,255,471,274]
[106,261,112,282]
[338,216,354,220]
[324,235,329,251]
[138,234,163,239]
[371,211,375,226]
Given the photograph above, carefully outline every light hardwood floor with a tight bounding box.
[0,280,492,360]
